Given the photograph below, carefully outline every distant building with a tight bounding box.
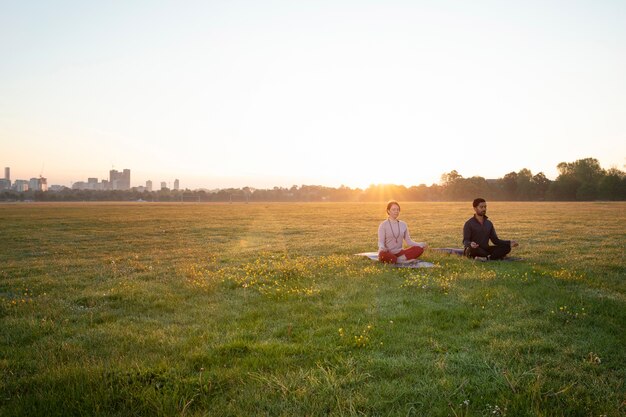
[174,179,180,190]
[1,167,11,190]
[87,178,99,190]
[72,181,88,190]
[49,185,67,192]
[73,180,100,190]
[109,169,131,190]
[73,176,117,191]
[29,177,47,192]
[160,181,167,190]
[13,180,29,192]
[146,180,153,192]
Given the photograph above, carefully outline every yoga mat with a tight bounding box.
[431,248,465,256]
[431,248,522,261]
[355,252,437,268]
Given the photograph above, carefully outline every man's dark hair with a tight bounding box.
[473,198,486,207]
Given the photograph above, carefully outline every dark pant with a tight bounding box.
[466,243,511,260]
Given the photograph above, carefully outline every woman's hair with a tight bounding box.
[386,200,400,214]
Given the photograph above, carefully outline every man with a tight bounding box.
[463,198,518,261]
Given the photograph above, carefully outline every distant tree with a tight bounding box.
[463,176,490,200]
[4,157,623,203]
[576,182,598,200]
[429,184,444,201]
[0,190,19,201]
[501,172,518,200]
[598,168,626,200]
[566,158,604,184]
[440,170,462,186]
[530,172,551,200]
[516,168,533,200]
[440,170,464,200]
[547,176,578,200]
[552,158,605,200]
[331,185,358,201]
[408,184,431,201]
[362,184,409,202]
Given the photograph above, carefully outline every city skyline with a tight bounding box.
[1,155,623,192]
[2,1,625,189]
[0,165,183,191]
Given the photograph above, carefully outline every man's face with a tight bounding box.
[474,202,487,216]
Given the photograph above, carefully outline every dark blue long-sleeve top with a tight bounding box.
[462,215,510,249]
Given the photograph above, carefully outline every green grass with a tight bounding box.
[0,202,624,416]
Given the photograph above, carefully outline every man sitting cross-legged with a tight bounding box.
[463,198,519,261]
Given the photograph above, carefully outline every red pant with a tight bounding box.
[379,246,424,263]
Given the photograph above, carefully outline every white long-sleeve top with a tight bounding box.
[378,219,424,254]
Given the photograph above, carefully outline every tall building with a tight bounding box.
[160,181,167,190]
[28,177,48,192]
[88,178,98,190]
[72,181,88,190]
[110,170,119,189]
[14,180,29,192]
[174,179,179,190]
[0,168,10,190]
[29,178,40,191]
[146,180,153,192]
[39,177,48,192]
[109,169,131,190]
[122,169,130,189]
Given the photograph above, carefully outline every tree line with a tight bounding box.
[2,157,624,202]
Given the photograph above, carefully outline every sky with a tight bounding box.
[1,0,625,190]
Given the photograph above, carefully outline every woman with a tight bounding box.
[378,200,427,263]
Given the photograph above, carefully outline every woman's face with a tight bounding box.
[388,204,400,219]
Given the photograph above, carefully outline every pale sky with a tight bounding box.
[1,0,625,189]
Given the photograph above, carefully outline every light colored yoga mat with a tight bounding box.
[355,252,437,268]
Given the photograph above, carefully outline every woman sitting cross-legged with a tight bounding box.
[378,200,428,263]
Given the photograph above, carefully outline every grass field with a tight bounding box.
[0,202,624,416]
